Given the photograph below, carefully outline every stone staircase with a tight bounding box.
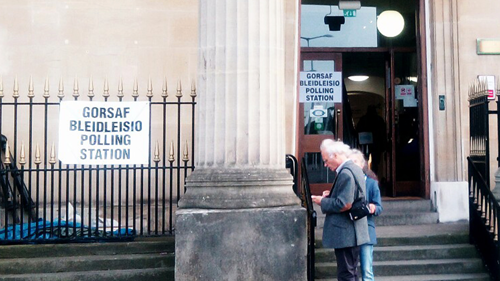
[0,237,175,281]
[314,199,492,281]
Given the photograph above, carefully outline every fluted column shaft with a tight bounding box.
[196,0,285,168]
[180,0,299,209]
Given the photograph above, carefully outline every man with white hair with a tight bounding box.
[312,139,370,281]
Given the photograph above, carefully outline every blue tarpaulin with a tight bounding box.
[0,219,134,240]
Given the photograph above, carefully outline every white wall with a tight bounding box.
[430,182,469,222]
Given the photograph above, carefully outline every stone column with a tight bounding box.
[175,0,306,280]
[430,0,464,181]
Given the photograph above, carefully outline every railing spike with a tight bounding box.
[28,75,35,98]
[0,76,3,98]
[133,78,139,98]
[58,77,64,99]
[176,80,183,98]
[73,76,79,98]
[88,76,94,98]
[183,140,189,162]
[168,141,175,162]
[147,76,153,98]
[19,142,26,166]
[190,80,197,98]
[49,142,56,164]
[41,77,49,99]
[43,80,50,99]
[118,77,124,98]
[34,143,41,165]
[162,77,168,98]
[103,78,110,98]
[4,141,11,164]
[153,140,160,163]
[13,76,19,99]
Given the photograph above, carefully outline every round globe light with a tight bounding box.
[377,10,405,37]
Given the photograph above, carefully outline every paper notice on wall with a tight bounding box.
[478,75,496,100]
[395,85,417,107]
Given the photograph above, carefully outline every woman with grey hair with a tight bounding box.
[349,149,383,281]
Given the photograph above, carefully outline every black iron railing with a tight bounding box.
[300,157,316,281]
[286,154,299,197]
[468,83,500,279]
[469,94,491,185]
[468,158,500,280]
[0,77,195,243]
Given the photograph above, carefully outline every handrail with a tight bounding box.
[468,157,500,280]
[469,158,500,209]
[285,154,316,280]
[300,158,317,281]
[286,154,299,197]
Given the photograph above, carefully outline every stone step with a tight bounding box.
[315,244,479,262]
[0,267,174,281]
[314,200,438,228]
[376,233,469,247]
[0,238,174,259]
[0,253,174,275]
[382,199,434,212]
[376,211,439,226]
[315,211,439,229]
[315,273,491,281]
[315,258,485,278]
[315,223,470,248]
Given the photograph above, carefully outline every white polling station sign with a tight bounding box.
[58,101,150,165]
[299,71,342,103]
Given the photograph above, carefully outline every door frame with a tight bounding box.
[298,52,343,195]
[298,47,429,198]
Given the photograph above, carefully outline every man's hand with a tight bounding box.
[340,202,352,212]
[312,190,332,206]
[311,195,323,206]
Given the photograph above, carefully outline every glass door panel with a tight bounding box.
[393,51,420,196]
[299,52,343,194]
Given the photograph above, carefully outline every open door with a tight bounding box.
[348,50,421,197]
[388,51,421,196]
[298,52,343,195]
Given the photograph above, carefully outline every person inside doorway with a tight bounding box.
[356,105,386,175]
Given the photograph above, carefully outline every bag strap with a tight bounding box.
[341,166,365,200]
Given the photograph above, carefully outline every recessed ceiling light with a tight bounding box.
[348,75,369,82]
[408,76,418,82]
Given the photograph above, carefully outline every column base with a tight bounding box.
[175,206,307,281]
[179,168,301,209]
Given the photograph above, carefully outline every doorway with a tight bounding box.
[298,49,423,197]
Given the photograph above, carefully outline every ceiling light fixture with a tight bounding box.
[377,10,405,37]
[338,1,361,10]
[348,75,369,82]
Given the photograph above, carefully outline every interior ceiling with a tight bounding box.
[343,52,386,78]
[301,0,418,13]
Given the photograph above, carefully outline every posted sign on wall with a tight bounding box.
[299,71,342,103]
[58,101,150,165]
